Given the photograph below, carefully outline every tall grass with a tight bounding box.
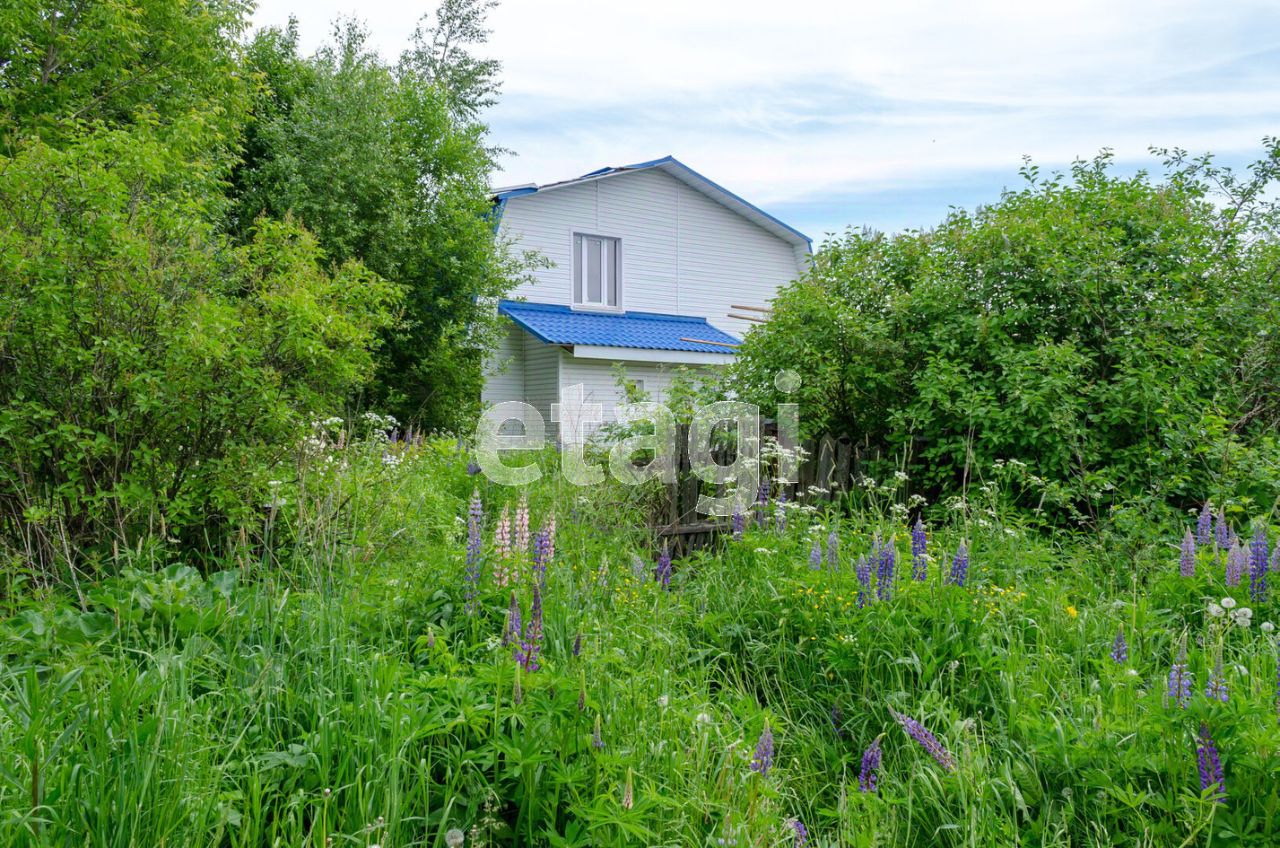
[1,437,1277,846]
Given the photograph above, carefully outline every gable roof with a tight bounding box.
[491,156,811,251]
[498,300,741,354]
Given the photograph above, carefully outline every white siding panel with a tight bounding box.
[523,335,561,440]
[674,182,801,339]
[497,169,804,341]
[480,321,525,407]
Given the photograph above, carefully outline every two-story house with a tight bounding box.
[484,156,810,439]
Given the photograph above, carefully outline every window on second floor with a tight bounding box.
[573,233,620,309]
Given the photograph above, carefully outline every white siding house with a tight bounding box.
[483,156,810,440]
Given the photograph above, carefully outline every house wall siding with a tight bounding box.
[498,169,804,339]
[522,333,561,439]
[480,322,525,408]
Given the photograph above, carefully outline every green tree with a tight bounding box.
[733,148,1280,523]
[0,127,400,579]
[231,11,519,431]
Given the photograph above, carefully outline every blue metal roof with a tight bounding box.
[490,156,812,250]
[498,300,740,354]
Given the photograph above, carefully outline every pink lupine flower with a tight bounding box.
[515,494,530,554]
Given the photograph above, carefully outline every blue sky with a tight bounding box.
[252,0,1280,242]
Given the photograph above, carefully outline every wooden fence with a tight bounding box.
[653,424,861,556]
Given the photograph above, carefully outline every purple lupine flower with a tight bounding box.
[503,591,521,649]
[592,714,605,750]
[830,705,844,738]
[464,491,484,613]
[466,460,482,476]
[1180,529,1196,578]
[1195,724,1225,803]
[890,710,954,771]
[789,819,808,847]
[1197,502,1214,547]
[809,538,822,570]
[1111,628,1128,664]
[950,541,970,587]
[911,517,928,581]
[857,738,882,793]
[756,480,770,528]
[827,529,839,570]
[515,585,543,672]
[750,722,775,777]
[532,526,552,588]
[855,555,872,607]
[876,537,896,601]
[732,508,745,541]
[1249,525,1269,604]
[1167,653,1193,709]
[573,632,583,658]
[1226,543,1246,587]
[1214,508,1230,550]
[1205,661,1228,703]
[655,542,673,588]
[775,491,788,533]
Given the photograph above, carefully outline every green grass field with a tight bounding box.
[2,438,1277,847]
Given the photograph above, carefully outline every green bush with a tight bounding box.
[0,127,400,578]
[733,150,1280,524]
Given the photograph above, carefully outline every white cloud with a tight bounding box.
[251,0,1280,233]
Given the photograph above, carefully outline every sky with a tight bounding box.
[250,0,1280,242]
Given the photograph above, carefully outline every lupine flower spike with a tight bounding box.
[1249,525,1269,604]
[950,541,970,587]
[876,537,896,600]
[515,585,543,672]
[1214,508,1230,550]
[732,508,745,541]
[855,556,872,607]
[1167,642,1193,709]
[789,819,808,847]
[1111,628,1128,664]
[1180,529,1196,578]
[1226,543,1246,587]
[464,491,484,614]
[756,480,770,528]
[891,710,955,771]
[775,490,788,533]
[750,721,775,777]
[532,526,552,588]
[495,505,511,558]
[809,538,822,570]
[911,517,928,581]
[1197,502,1213,547]
[592,714,604,750]
[655,542,673,588]
[514,493,530,555]
[1196,724,1225,803]
[857,737,882,792]
[1206,659,1228,703]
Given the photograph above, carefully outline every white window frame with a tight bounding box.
[572,232,622,311]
